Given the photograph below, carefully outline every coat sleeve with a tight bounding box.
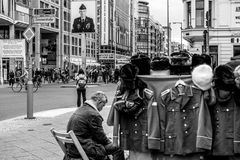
[147,93,166,152]
[72,18,78,33]
[107,82,121,126]
[147,97,161,150]
[90,114,111,145]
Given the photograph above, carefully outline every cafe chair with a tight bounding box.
[50,128,89,160]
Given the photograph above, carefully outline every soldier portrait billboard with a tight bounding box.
[71,0,96,33]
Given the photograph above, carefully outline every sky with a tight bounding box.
[147,0,186,45]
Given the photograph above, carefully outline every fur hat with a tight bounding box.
[130,54,151,75]
[214,65,235,91]
[234,65,240,77]
[192,64,213,91]
[120,63,138,90]
[151,57,170,71]
[192,54,211,69]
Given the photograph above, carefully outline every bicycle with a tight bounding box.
[12,77,39,93]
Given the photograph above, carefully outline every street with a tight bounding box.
[0,82,117,121]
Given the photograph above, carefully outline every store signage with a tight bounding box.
[99,53,130,61]
[232,2,240,27]
[33,8,55,24]
[0,39,26,58]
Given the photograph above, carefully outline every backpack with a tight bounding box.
[77,74,86,89]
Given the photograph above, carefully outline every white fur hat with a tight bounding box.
[234,65,240,77]
[192,64,213,91]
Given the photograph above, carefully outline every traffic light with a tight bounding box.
[203,30,208,52]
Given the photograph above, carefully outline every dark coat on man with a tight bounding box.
[66,103,111,159]
[72,16,95,33]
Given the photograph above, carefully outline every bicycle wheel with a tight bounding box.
[12,82,22,92]
[33,82,39,93]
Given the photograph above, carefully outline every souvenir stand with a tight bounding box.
[112,75,192,160]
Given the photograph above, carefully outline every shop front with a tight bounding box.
[0,39,26,84]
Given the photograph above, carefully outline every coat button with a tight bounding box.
[134,131,138,134]
[182,110,185,113]
[183,116,186,120]
[135,124,137,127]
[168,136,172,138]
[184,124,187,127]
[226,108,229,112]
[185,131,188,134]
[172,109,175,112]
[120,132,123,134]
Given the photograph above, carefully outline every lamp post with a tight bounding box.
[172,22,183,50]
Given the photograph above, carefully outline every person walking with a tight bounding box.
[65,91,125,160]
[76,68,87,107]
[8,70,15,86]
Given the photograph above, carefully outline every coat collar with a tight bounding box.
[170,85,193,107]
[85,100,100,113]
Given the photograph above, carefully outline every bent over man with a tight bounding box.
[65,91,125,160]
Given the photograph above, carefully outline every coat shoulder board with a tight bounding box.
[161,88,171,97]
[143,88,154,100]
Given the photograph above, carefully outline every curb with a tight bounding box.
[60,83,101,88]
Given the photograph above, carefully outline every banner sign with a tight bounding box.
[101,0,109,45]
[0,39,26,58]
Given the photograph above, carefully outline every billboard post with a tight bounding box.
[81,33,86,71]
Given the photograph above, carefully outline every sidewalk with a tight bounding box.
[0,107,113,160]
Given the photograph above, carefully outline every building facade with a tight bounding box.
[182,0,240,67]
[136,1,149,56]
[99,0,131,68]
[0,0,28,84]
[33,0,98,74]
[136,1,165,58]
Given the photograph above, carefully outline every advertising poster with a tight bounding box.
[71,0,96,33]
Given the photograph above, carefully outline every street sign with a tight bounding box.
[33,8,56,24]
[23,27,35,42]
[33,8,55,15]
[33,16,55,24]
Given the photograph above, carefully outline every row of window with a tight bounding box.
[187,0,212,28]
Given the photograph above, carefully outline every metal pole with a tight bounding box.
[81,33,87,72]
[26,8,34,119]
[180,23,183,50]
[206,10,210,55]
[167,0,170,55]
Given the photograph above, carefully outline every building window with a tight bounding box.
[64,0,67,8]
[196,0,204,27]
[187,2,191,28]
[208,1,212,27]
[0,26,9,39]
[234,45,240,57]
[40,1,44,8]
